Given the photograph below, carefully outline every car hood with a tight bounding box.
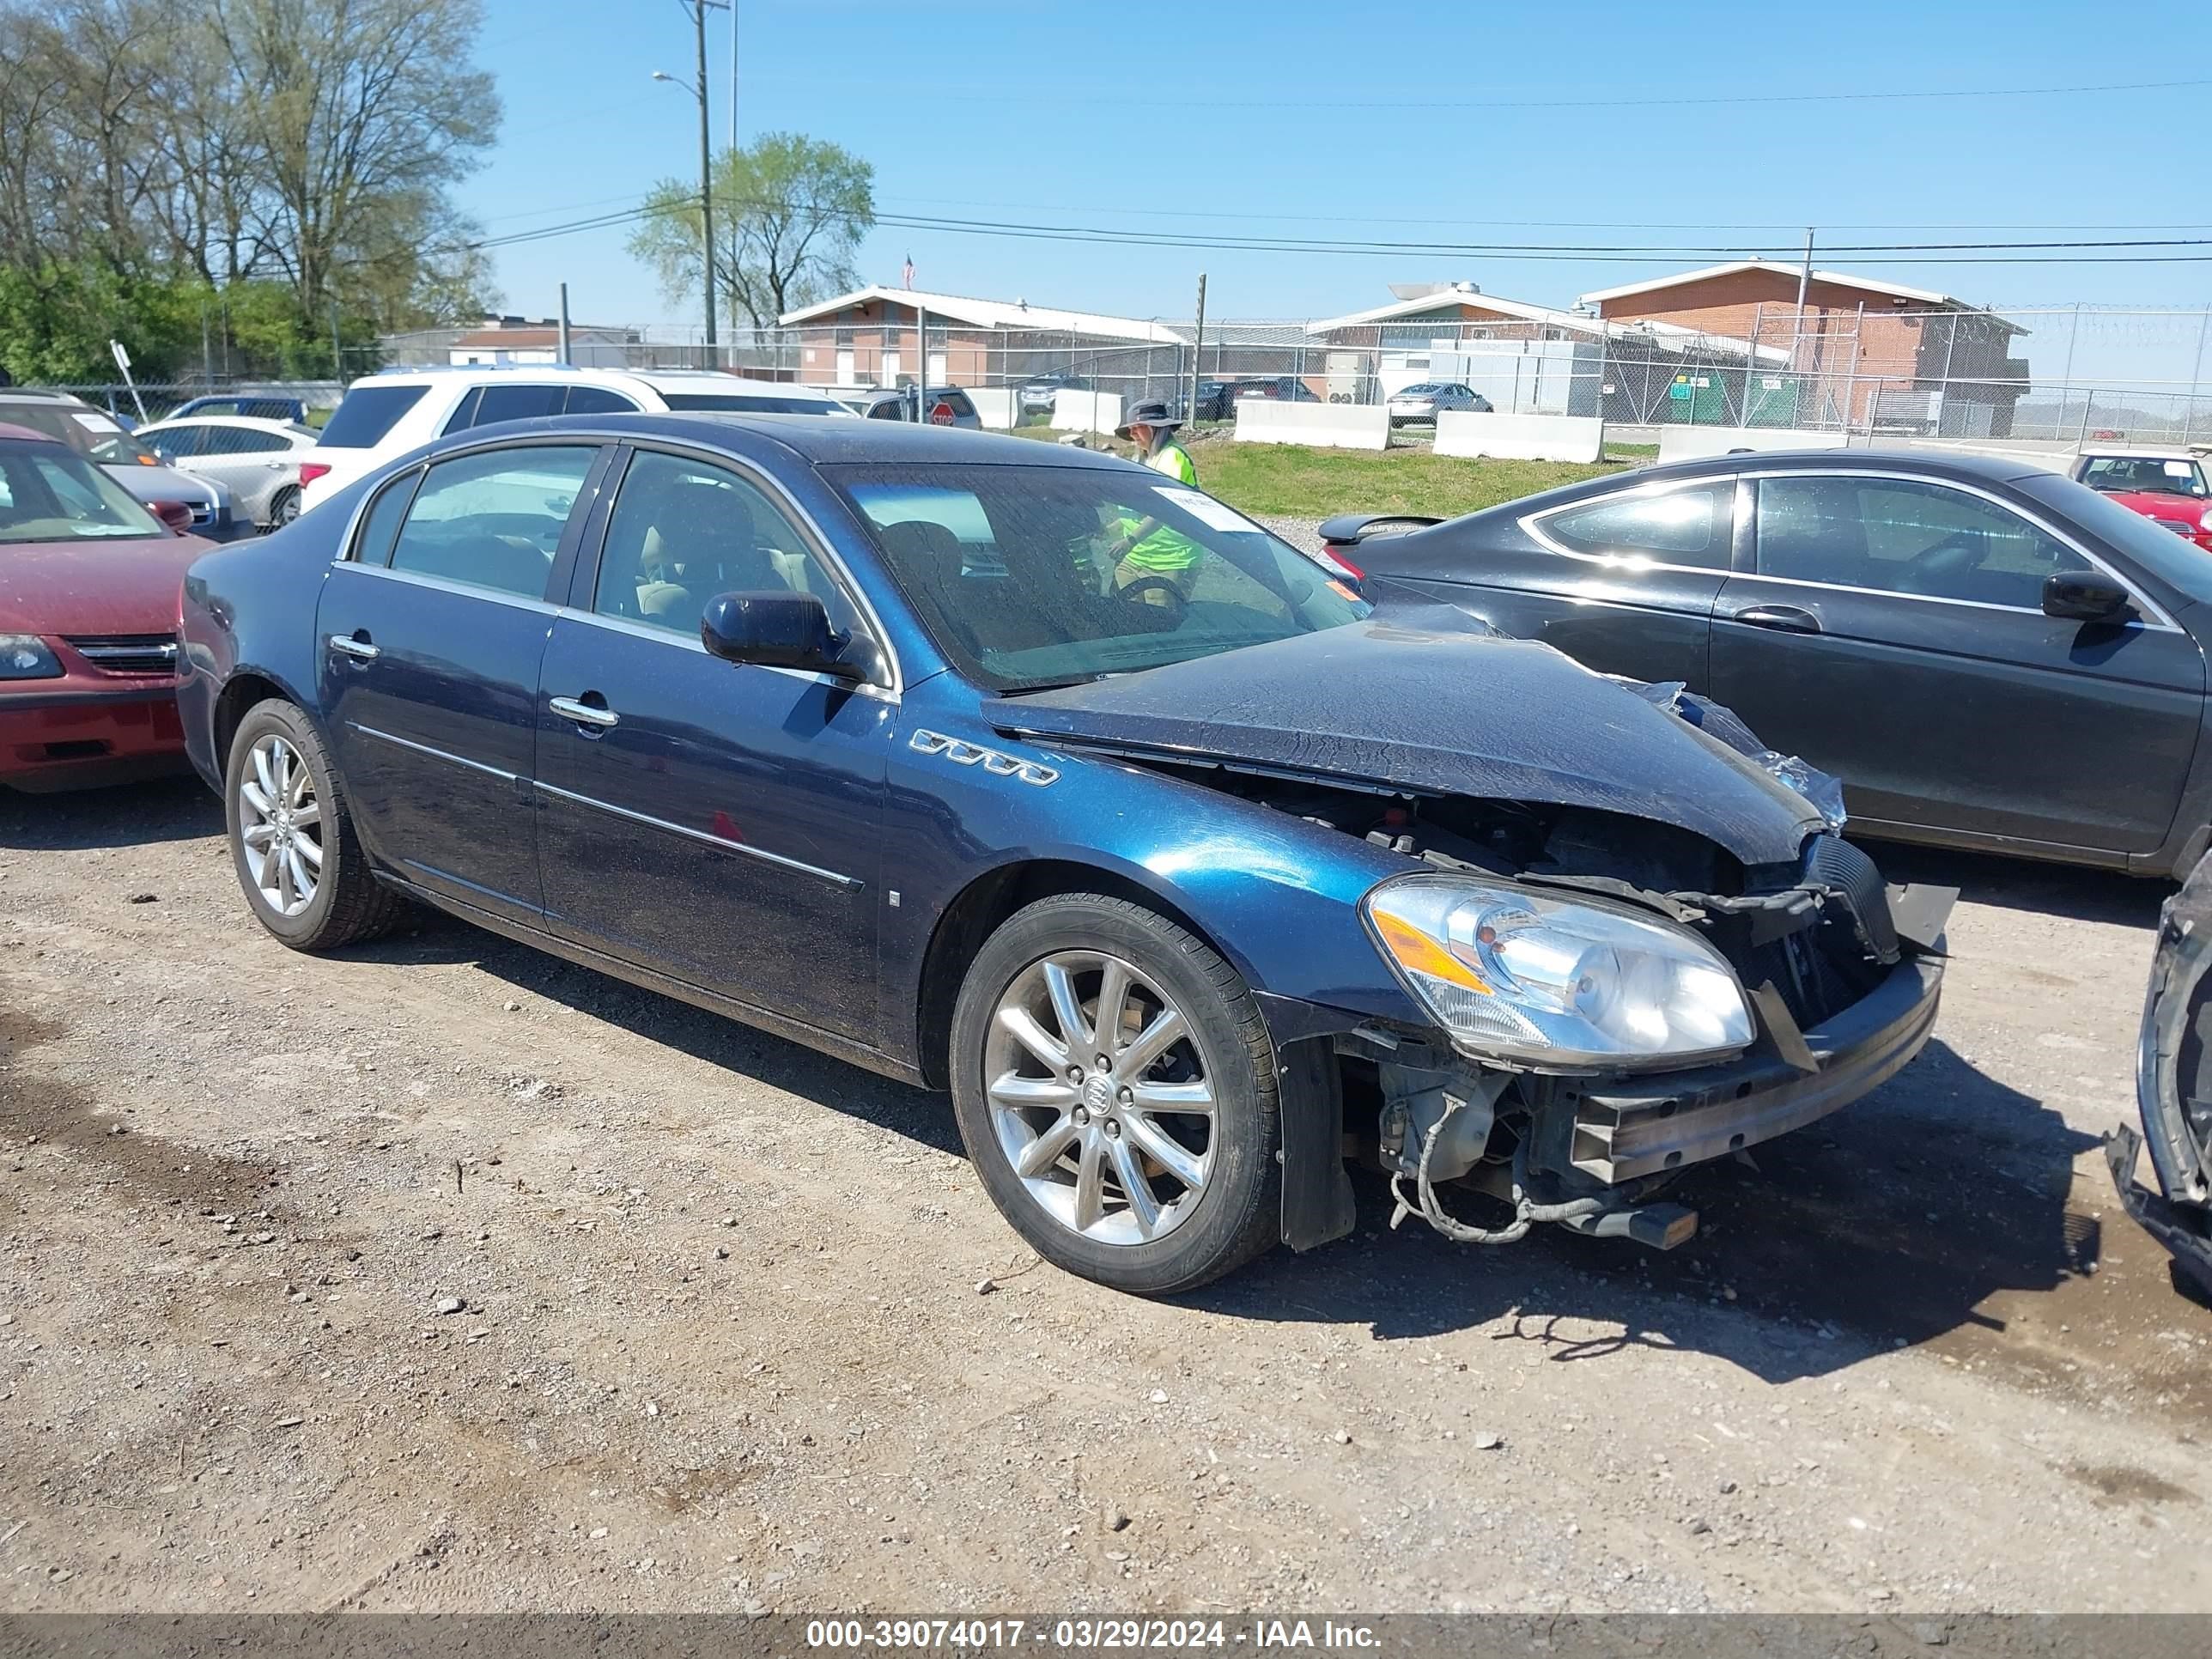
[0,533,210,635]
[988,608,1826,867]
[2111,490,2209,526]
[104,463,228,508]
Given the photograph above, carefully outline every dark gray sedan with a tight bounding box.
[1330,449,2212,877]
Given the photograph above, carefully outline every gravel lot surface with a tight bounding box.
[3,762,2209,1613]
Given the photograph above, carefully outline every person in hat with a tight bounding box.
[1116,398,1198,484]
[1079,398,1203,600]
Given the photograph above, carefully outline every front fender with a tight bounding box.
[179,527,339,791]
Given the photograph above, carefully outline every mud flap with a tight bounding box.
[2106,1123,2212,1299]
[1277,1036,1357,1252]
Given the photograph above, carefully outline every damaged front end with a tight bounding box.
[1355,831,1953,1252]
[2109,850,2212,1298]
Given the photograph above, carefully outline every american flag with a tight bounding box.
[902,254,915,289]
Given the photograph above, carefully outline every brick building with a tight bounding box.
[1579,260,2029,435]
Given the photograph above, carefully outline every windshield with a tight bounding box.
[2020,471,2212,605]
[826,461,1370,691]
[0,445,166,543]
[2081,456,2209,500]
[1,404,161,466]
[659,392,854,416]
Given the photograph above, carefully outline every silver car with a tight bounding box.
[1386,381,1492,427]
[138,415,319,530]
[0,390,237,538]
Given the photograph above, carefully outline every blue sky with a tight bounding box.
[461,0,2211,374]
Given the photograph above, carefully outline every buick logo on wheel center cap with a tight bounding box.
[1083,1075,1113,1114]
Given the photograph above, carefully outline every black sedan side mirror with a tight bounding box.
[2042,570,2132,624]
[700,591,866,681]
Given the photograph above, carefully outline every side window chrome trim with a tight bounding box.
[1740,467,2181,633]
[1518,473,1736,576]
[329,559,560,614]
[606,440,905,698]
[548,605,898,702]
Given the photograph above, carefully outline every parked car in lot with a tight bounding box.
[167,393,311,424]
[0,389,237,538]
[1015,370,1092,418]
[1386,382,1492,425]
[1233,377,1323,404]
[2111,847,2212,1297]
[1193,380,1240,422]
[822,386,981,428]
[139,415,319,531]
[2070,447,2212,552]
[295,367,854,516]
[179,415,1947,1293]
[1335,448,2212,877]
[0,425,207,791]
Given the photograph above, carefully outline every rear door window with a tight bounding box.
[319,385,428,448]
[1538,482,1735,569]
[470,384,569,428]
[385,445,599,600]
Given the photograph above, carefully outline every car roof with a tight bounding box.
[2077,445,2203,460]
[428,410,1130,470]
[143,414,313,435]
[1612,446,2061,489]
[353,364,842,401]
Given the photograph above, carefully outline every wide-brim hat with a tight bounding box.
[1115,399,1182,440]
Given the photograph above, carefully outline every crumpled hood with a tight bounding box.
[0,535,209,635]
[988,609,1825,867]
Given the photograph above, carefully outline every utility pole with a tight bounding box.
[329,296,343,380]
[557,283,572,367]
[695,0,717,363]
[1188,273,1207,423]
[1791,227,1814,373]
[728,0,738,151]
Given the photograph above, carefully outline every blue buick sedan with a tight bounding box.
[178,416,1948,1294]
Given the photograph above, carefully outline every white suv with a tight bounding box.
[296,367,854,515]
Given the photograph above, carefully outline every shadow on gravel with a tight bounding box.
[1193,1034,2104,1385]
[1859,838,2167,929]
[0,775,219,850]
[343,911,962,1158]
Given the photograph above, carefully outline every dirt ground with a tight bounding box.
[2,775,2208,1615]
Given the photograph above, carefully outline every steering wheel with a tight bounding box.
[1115,574,1189,619]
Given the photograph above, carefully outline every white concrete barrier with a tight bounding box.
[1656,426,1850,463]
[1233,399,1389,452]
[1435,410,1604,464]
[1051,388,1121,435]
[966,386,1016,428]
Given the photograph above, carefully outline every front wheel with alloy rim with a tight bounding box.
[223,700,406,951]
[950,893,1281,1295]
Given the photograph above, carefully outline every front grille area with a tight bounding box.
[64,633,180,676]
[1692,836,1897,1035]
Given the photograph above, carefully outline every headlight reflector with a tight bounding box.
[0,635,62,681]
[1364,873,1753,1068]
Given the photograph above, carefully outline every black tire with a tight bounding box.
[950,893,1281,1295]
[266,487,300,531]
[222,699,406,951]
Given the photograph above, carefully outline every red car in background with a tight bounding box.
[0,424,210,791]
[2071,449,2212,553]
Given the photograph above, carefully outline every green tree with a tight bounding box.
[628,132,874,331]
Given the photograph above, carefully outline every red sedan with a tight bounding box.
[0,424,211,791]
[2073,450,2212,553]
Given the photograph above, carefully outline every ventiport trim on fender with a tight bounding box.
[529,780,862,889]
[908,729,1059,787]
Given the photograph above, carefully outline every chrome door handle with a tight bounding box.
[549,695,618,729]
[1729,604,1822,635]
[327,634,380,660]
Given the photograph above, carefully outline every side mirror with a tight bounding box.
[2042,570,2131,623]
[700,591,865,681]
[148,499,193,535]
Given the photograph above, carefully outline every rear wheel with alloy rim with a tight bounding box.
[223,700,406,951]
[951,893,1280,1294]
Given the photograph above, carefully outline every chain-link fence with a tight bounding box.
[25,303,2211,448]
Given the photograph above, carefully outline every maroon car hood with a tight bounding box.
[0,533,210,635]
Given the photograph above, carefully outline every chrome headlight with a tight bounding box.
[1363,873,1753,1069]
[0,635,63,681]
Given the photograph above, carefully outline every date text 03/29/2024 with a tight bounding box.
[802,1620,1382,1650]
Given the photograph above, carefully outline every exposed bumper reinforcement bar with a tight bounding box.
[1570,952,1946,1183]
[2106,1124,2212,1300]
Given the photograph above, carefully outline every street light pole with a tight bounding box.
[693,3,716,362]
